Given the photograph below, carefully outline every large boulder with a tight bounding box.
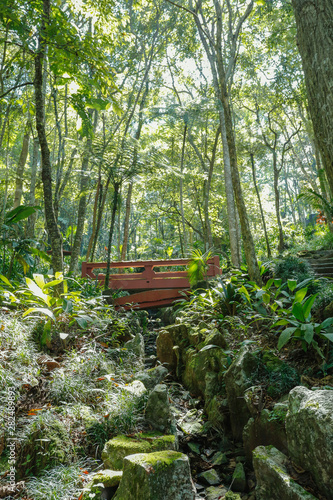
[102,432,177,470]
[224,347,259,439]
[156,330,177,370]
[145,384,176,435]
[253,445,317,500]
[182,347,227,398]
[113,450,196,500]
[243,407,288,464]
[286,386,333,499]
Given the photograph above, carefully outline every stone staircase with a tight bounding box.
[299,250,333,278]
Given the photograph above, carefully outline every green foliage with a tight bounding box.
[187,248,212,286]
[274,256,315,288]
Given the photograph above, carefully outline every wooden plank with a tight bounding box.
[114,289,189,309]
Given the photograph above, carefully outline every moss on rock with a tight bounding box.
[113,450,196,500]
[102,432,177,470]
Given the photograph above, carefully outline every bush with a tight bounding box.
[274,256,318,293]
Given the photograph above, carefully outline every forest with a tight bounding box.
[1,0,333,499]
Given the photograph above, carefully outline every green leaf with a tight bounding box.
[262,293,270,304]
[273,319,289,326]
[198,344,221,352]
[0,274,13,288]
[278,327,296,350]
[321,333,333,343]
[41,320,52,346]
[265,279,274,290]
[320,317,333,329]
[43,279,63,289]
[25,278,51,306]
[5,205,39,225]
[303,294,318,320]
[302,323,314,344]
[274,279,282,287]
[294,287,307,304]
[287,279,297,292]
[22,307,55,321]
[292,302,305,322]
[33,274,45,290]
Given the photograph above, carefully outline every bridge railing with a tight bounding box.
[81,256,222,291]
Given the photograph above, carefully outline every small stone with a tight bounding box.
[198,469,220,485]
[82,470,123,500]
[205,485,228,500]
[135,365,168,390]
[179,409,204,435]
[212,451,228,465]
[188,442,201,454]
[231,463,246,492]
[224,493,242,500]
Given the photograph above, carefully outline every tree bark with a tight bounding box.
[34,0,63,275]
[69,135,93,275]
[104,183,120,290]
[13,125,30,209]
[292,0,333,196]
[26,138,39,239]
[250,153,271,258]
[121,181,133,261]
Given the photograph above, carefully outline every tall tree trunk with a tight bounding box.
[26,138,39,239]
[69,136,92,275]
[86,174,101,261]
[292,0,333,196]
[104,183,120,290]
[220,116,241,267]
[121,182,133,261]
[250,153,271,258]
[272,152,284,253]
[34,0,63,275]
[213,0,260,282]
[13,126,30,209]
[179,123,187,256]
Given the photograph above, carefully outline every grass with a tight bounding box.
[25,459,98,500]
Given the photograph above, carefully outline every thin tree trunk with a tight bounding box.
[26,138,39,239]
[250,153,271,258]
[272,153,284,253]
[34,0,63,275]
[121,182,133,261]
[13,126,30,209]
[180,123,187,256]
[104,183,120,290]
[69,136,92,275]
[86,174,101,261]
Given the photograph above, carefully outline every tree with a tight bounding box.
[292,0,333,196]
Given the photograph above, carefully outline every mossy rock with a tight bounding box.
[82,470,123,500]
[113,450,196,499]
[102,433,177,470]
[262,351,283,372]
[183,347,228,397]
[205,395,228,430]
[16,415,74,479]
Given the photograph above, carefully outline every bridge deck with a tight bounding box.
[81,257,222,309]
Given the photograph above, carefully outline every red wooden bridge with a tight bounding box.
[81,257,222,309]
